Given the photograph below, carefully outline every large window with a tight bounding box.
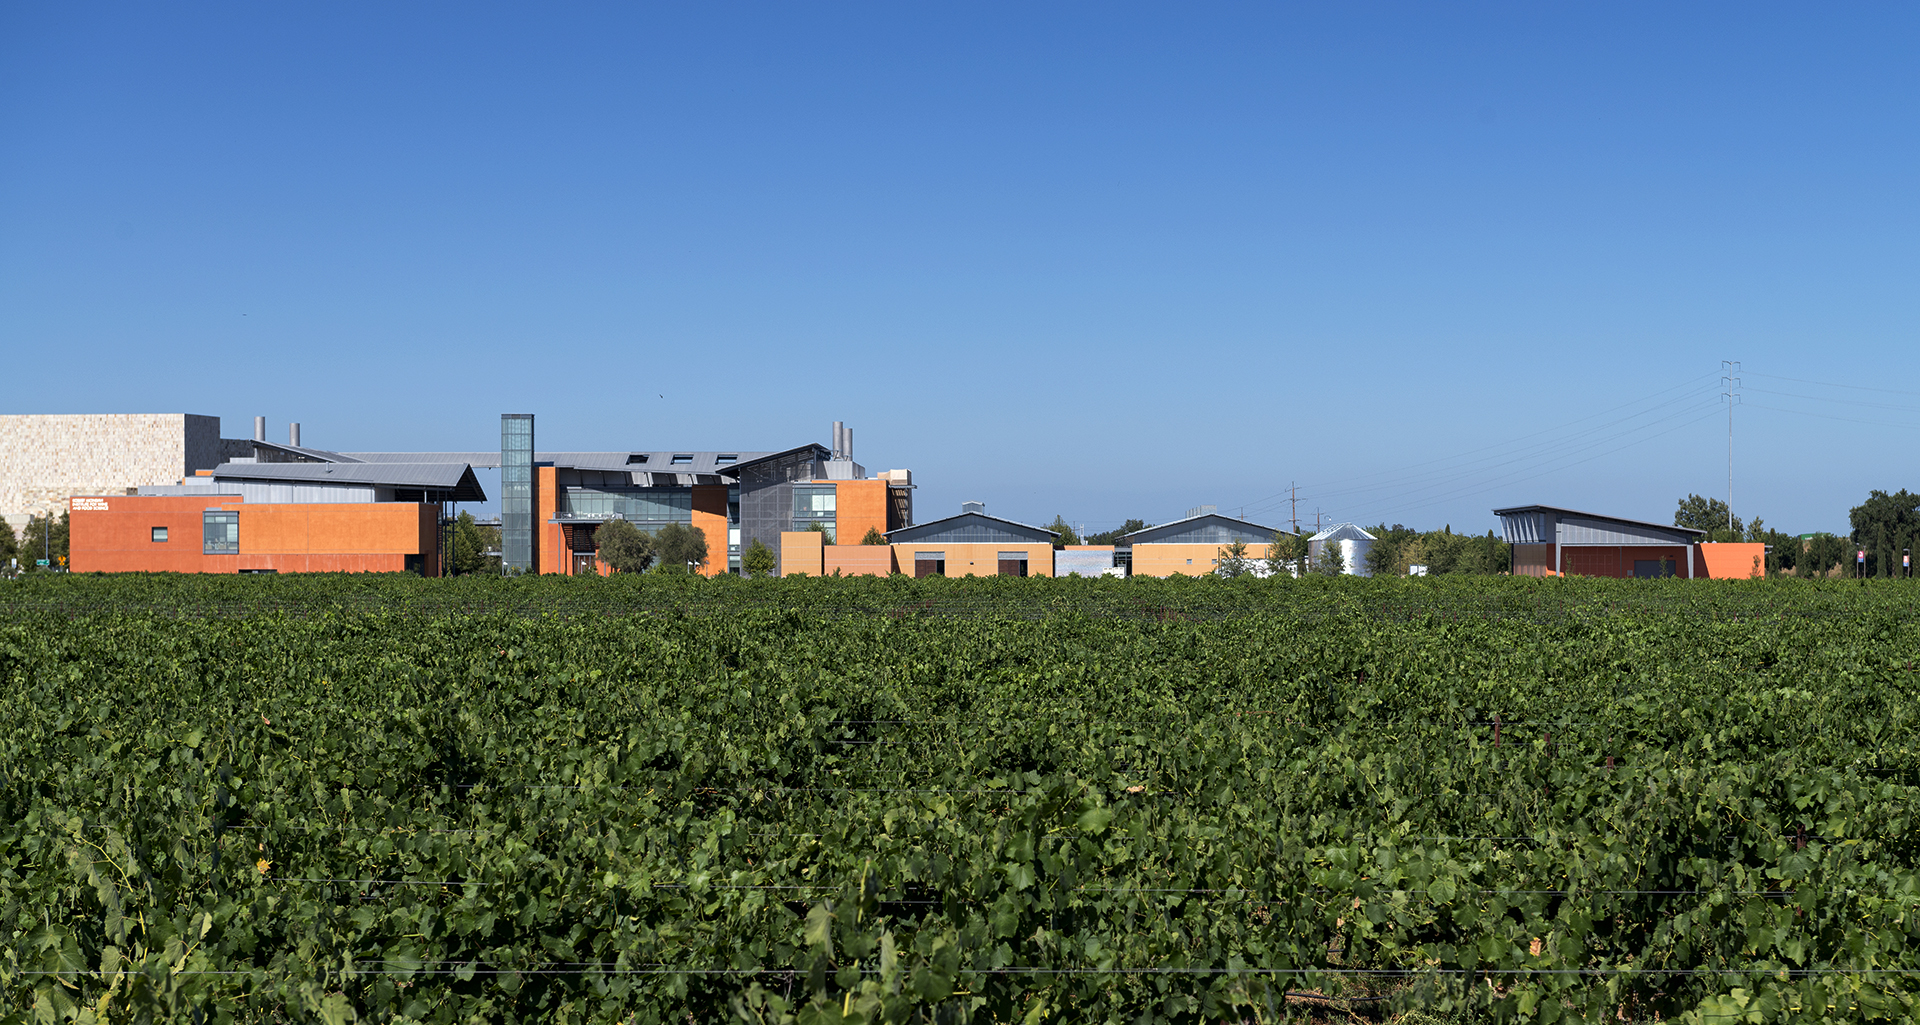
[203,511,238,554]
[560,487,693,523]
[792,485,836,531]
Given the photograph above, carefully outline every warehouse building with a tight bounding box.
[1488,504,1781,578]
[880,502,1058,577]
[1120,510,1288,577]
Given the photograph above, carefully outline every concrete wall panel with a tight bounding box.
[1,413,218,535]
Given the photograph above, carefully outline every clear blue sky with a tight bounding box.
[6,4,1917,535]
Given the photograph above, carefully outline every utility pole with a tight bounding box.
[1289,482,1299,535]
[1722,361,1741,533]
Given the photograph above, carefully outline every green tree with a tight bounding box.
[1312,537,1345,576]
[804,522,835,546]
[1800,533,1847,578]
[21,512,68,569]
[450,511,490,575]
[1044,516,1080,548]
[1084,519,1148,546]
[595,518,655,574]
[1675,494,1744,540]
[655,522,709,571]
[1264,531,1305,578]
[1213,539,1252,577]
[742,538,776,577]
[860,527,888,546]
[1849,489,1920,577]
[1363,523,1418,576]
[0,516,16,566]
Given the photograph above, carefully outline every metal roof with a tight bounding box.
[210,462,488,502]
[1492,504,1707,539]
[245,440,363,463]
[720,443,833,477]
[1308,522,1378,543]
[886,511,1058,544]
[1118,512,1287,545]
[343,450,774,473]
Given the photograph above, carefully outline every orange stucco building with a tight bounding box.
[69,494,442,574]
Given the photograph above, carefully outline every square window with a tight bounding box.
[203,510,239,554]
[151,527,168,542]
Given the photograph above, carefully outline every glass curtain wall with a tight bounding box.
[792,485,836,533]
[559,488,693,529]
[501,414,534,573]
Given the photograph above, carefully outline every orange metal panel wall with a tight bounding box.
[1130,543,1271,578]
[1557,545,1699,579]
[235,554,408,573]
[1696,543,1765,579]
[69,495,435,574]
[537,465,560,574]
[239,504,430,555]
[832,480,889,546]
[888,543,1054,577]
[822,545,895,576]
[692,484,730,577]
[780,531,825,576]
[68,495,230,573]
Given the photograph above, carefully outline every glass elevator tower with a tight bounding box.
[500,413,534,573]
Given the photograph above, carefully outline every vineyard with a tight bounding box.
[2,573,1918,1023]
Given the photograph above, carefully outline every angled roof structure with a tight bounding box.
[342,450,772,472]
[1119,512,1286,546]
[1308,522,1377,543]
[719,443,833,478]
[886,510,1058,545]
[243,440,363,463]
[1493,504,1705,546]
[210,462,487,502]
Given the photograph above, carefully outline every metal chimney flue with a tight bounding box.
[845,427,853,460]
[831,421,845,460]
[289,422,302,448]
[253,416,266,442]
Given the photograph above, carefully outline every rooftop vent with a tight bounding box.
[626,454,649,464]
[289,422,301,448]
[670,454,694,465]
[1184,504,1218,519]
[962,501,986,515]
[253,416,266,442]
[715,454,737,464]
